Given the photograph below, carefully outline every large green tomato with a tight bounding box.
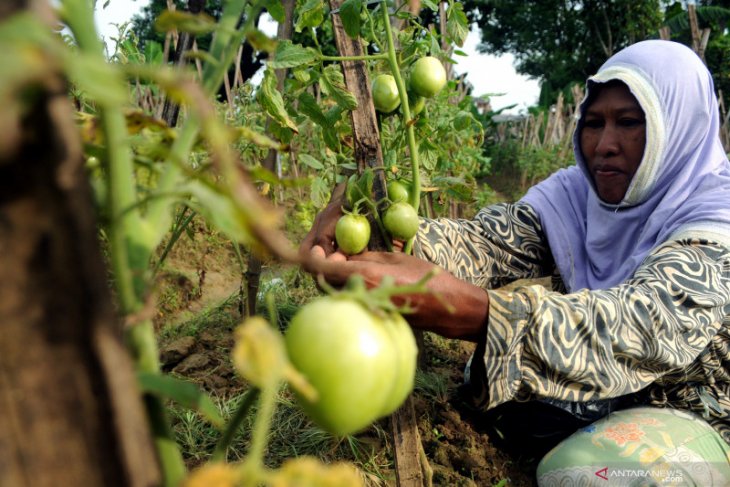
[335,214,370,255]
[372,74,400,113]
[387,180,410,204]
[284,297,417,436]
[378,313,418,416]
[383,202,419,240]
[409,56,447,98]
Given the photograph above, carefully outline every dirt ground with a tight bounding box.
[155,224,539,486]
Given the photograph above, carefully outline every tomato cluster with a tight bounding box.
[284,297,418,436]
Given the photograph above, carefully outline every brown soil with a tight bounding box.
[156,221,539,486]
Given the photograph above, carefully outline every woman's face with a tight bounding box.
[580,82,646,204]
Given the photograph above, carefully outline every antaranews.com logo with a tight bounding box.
[594,466,685,483]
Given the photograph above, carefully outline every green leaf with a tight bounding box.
[419,140,439,171]
[258,68,299,133]
[339,0,362,39]
[295,0,325,32]
[446,2,469,47]
[155,10,216,35]
[421,0,439,11]
[263,0,286,23]
[432,175,472,201]
[270,41,318,69]
[137,372,224,429]
[325,105,345,126]
[297,91,329,127]
[320,65,358,110]
[310,176,330,207]
[322,125,340,152]
[270,121,295,144]
[299,153,325,170]
[292,66,312,83]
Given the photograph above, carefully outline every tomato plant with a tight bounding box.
[372,73,400,113]
[284,296,417,436]
[335,214,371,255]
[409,56,447,99]
[383,202,419,240]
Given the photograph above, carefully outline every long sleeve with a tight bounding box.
[413,202,556,289]
[478,237,730,439]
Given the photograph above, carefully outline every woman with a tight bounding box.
[301,40,730,484]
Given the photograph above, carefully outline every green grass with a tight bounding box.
[168,388,394,485]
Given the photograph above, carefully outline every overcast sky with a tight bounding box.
[94,0,539,113]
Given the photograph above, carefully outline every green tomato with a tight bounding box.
[409,56,447,99]
[401,91,425,117]
[378,313,418,416]
[335,214,370,255]
[387,180,410,203]
[372,74,400,113]
[383,202,419,240]
[285,297,416,436]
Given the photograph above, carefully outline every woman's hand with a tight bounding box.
[305,250,490,342]
[299,183,347,258]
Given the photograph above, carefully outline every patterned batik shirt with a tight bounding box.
[413,202,730,444]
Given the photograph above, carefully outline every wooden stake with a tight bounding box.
[328,1,429,485]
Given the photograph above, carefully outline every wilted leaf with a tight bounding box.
[320,65,357,111]
[295,0,325,32]
[446,2,469,47]
[246,29,277,53]
[270,41,318,69]
[155,10,216,35]
[233,125,286,151]
[258,68,299,133]
[232,317,289,388]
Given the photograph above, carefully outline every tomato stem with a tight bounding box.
[212,387,261,462]
[380,0,420,254]
[243,382,279,475]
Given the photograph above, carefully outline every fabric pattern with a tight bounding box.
[536,407,730,486]
[414,202,730,444]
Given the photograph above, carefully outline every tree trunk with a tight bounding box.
[0,3,159,486]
